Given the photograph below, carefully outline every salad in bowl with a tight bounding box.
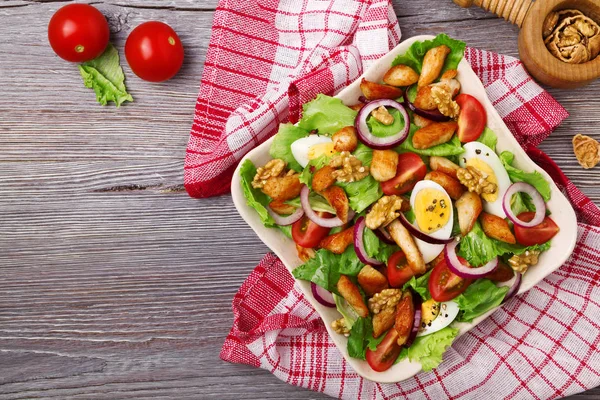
[234,34,572,379]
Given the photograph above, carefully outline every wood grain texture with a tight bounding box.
[0,0,598,399]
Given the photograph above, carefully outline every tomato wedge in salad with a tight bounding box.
[514,212,559,246]
[292,214,331,248]
[387,250,415,288]
[456,94,486,143]
[429,257,473,302]
[366,328,402,372]
[381,152,427,195]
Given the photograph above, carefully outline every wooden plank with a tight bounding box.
[0,0,598,399]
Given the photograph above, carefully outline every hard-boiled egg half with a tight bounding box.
[409,180,454,263]
[417,299,459,337]
[291,135,336,168]
[459,142,511,218]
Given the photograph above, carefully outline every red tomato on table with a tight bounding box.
[48,4,109,62]
[429,257,472,302]
[456,94,487,143]
[514,212,559,246]
[381,152,427,195]
[125,21,184,82]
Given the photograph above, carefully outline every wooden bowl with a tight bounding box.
[518,0,600,88]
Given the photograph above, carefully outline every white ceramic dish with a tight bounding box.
[231,35,578,383]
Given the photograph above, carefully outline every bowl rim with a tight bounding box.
[231,34,578,383]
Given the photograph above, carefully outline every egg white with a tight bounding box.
[417,300,459,337]
[290,135,333,168]
[409,180,454,264]
[459,142,511,218]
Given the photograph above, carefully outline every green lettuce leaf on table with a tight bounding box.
[499,151,551,201]
[298,94,357,135]
[270,124,309,172]
[454,279,509,322]
[78,44,133,107]
[397,326,459,371]
[391,34,466,75]
[239,160,276,228]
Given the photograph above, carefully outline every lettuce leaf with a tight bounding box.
[239,160,276,227]
[299,154,330,186]
[347,317,373,360]
[278,225,292,238]
[398,124,464,157]
[270,124,309,172]
[78,44,133,107]
[457,221,551,267]
[334,294,359,330]
[363,227,400,264]
[338,246,365,276]
[337,175,383,213]
[292,249,342,294]
[397,326,458,371]
[477,127,498,151]
[403,270,432,301]
[499,151,551,201]
[353,143,374,166]
[454,279,509,322]
[367,109,407,138]
[392,34,466,76]
[298,94,357,135]
[285,192,335,213]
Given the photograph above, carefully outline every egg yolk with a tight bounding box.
[414,188,451,233]
[307,142,336,161]
[466,158,498,202]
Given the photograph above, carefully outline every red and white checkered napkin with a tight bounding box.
[184,0,600,397]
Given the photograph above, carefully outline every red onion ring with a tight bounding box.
[398,213,454,245]
[311,282,336,308]
[502,182,546,228]
[354,99,410,150]
[300,185,347,228]
[444,239,498,278]
[405,293,422,348]
[353,216,384,266]
[374,227,395,245]
[358,95,368,104]
[403,85,451,122]
[267,206,304,226]
[502,273,522,304]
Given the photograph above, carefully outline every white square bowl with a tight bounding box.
[231,35,578,383]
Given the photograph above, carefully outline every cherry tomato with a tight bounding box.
[366,328,402,372]
[429,257,473,302]
[485,261,514,283]
[125,21,184,82]
[456,94,487,143]
[514,212,559,246]
[381,152,427,195]
[387,251,415,288]
[48,4,109,63]
[291,215,331,248]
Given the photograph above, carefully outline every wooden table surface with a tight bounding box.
[1,0,598,399]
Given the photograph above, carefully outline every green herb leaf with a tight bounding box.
[269,124,309,172]
[454,279,509,322]
[239,160,276,227]
[298,94,357,135]
[78,44,133,107]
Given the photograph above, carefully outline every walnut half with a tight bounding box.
[508,250,540,274]
[252,159,286,189]
[457,166,497,196]
[329,151,369,183]
[573,134,600,169]
[365,195,404,230]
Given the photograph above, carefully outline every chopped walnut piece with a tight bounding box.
[430,85,460,119]
[365,195,404,230]
[573,134,600,169]
[368,288,402,315]
[508,250,541,274]
[331,318,351,336]
[252,159,286,189]
[371,106,395,125]
[457,166,497,195]
[329,151,369,183]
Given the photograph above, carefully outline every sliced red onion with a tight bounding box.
[358,95,368,104]
[398,213,454,245]
[444,239,498,279]
[354,99,410,150]
[311,282,336,308]
[353,216,384,266]
[502,273,522,304]
[403,85,451,122]
[503,182,546,228]
[300,185,347,228]
[405,293,422,348]
[267,206,304,226]
[375,227,395,245]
